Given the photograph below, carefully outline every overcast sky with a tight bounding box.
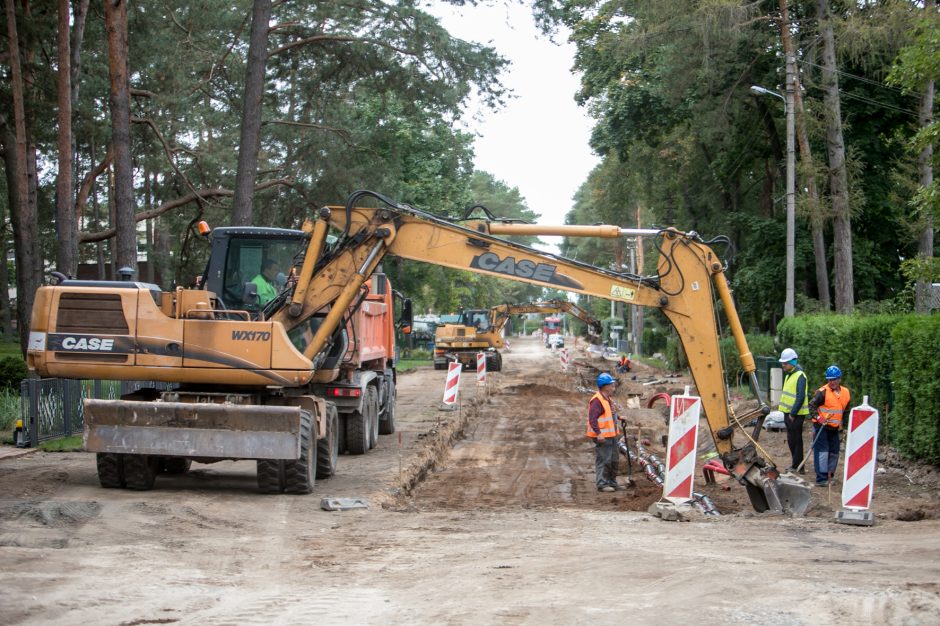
[428,2,600,233]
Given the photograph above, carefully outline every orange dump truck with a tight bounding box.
[312,273,399,455]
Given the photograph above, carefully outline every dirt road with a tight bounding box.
[2,336,939,624]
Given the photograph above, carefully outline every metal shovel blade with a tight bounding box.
[764,472,813,516]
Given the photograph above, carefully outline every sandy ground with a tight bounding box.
[2,336,940,625]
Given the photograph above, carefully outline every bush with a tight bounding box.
[0,356,26,391]
[889,315,940,462]
[663,331,774,386]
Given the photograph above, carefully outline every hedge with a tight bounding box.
[889,315,940,462]
[777,313,940,464]
[664,332,774,387]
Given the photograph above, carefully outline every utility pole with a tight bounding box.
[784,52,796,318]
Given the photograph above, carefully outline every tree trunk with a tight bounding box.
[105,0,138,274]
[779,0,830,310]
[1,129,15,338]
[56,0,76,277]
[144,171,154,284]
[915,78,935,313]
[4,0,41,352]
[816,0,854,313]
[231,0,273,226]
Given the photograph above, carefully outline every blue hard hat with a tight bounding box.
[825,365,842,380]
[597,372,615,387]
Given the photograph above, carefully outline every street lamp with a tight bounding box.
[751,66,796,318]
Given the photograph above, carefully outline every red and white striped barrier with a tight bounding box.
[560,348,569,372]
[476,352,487,386]
[440,361,462,409]
[842,396,879,510]
[663,391,702,504]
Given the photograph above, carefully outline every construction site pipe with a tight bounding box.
[302,239,385,361]
[289,207,331,317]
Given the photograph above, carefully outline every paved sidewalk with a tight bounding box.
[0,445,38,461]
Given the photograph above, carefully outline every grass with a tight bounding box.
[40,435,84,452]
[397,358,432,373]
[637,355,669,370]
[0,340,22,359]
[0,388,20,431]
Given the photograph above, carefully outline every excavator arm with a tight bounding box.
[487,300,602,339]
[272,193,811,514]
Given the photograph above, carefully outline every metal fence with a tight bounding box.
[18,378,176,448]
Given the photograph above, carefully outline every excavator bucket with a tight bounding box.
[83,399,303,460]
[744,469,813,516]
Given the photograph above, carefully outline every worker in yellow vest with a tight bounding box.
[777,347,809,473]
[808,365,852,487]
[587,372,623,492]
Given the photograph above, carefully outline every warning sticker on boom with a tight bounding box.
[610,285,637,301]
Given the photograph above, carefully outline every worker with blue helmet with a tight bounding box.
[808,365,852,487]
[587,372,622,492]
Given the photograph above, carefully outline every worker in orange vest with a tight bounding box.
[616,354,632,374]
[808,365,852,487]
[587,372,623,492]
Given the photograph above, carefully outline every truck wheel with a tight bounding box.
[123,454,158,490]
[96,453,125,488]
[316,403,339,478]
[379,381,396,435]
[434,362,446,370]
[345,407,370,456]
[486,352,501,372]
[160,458,192,475]
[257,459,285,494]
[367,386,380,450]
[285,409,317,494]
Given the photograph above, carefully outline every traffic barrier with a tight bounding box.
[662,390,702,504]
[440,361,462,410]
[838,396,879,525]
[560,348,569,372]
[476,352,486,387]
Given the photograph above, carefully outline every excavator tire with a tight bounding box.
[284,410,317,494]
[316,403,339,478]
[378,381,396,435]
[345,407,370,456]
[160,458,192,475]
[123,454,158,490]
[486,352,502,372]
[366,386,380,450]
[96,453,125,489]
[257,459,285,494]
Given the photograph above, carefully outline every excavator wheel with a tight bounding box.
[486,352,502,372]
[379,381,396,435]
[316,403,339,479]
[123,454,159,491]
[366,386,380,450]
[284,410,317,495]
[257,459,285,494]
[96,453,126,489]
[345,404,370,456]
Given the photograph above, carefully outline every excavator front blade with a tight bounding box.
[83,399,303,460]
[743,467,813,516]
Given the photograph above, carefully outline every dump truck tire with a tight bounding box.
[316,403,339,478]
[123,454,158,491]
[345,408,369,456]
[379,381,396,435]
[257,459,285,494]
[160,458,192,475]
[284,410,317,494]
[96,453,125,489]
[367,386,380,450]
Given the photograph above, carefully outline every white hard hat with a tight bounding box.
[778,348,798,363]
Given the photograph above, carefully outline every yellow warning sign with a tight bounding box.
[610,285,637,301]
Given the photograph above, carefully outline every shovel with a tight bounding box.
[618,418,637,488]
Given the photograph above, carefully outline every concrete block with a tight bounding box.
[835,509,874,526]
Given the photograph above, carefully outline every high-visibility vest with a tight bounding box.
[586,392,618,439]
[778,368,809,416]
[251,274,277,305]
[815,384,851,428]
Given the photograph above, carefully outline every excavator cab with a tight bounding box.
[201,227,307,315]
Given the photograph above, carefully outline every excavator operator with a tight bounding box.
[251,259,280,306]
